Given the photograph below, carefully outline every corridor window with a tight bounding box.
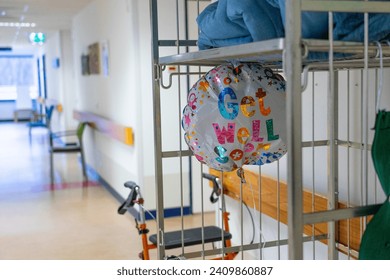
[0,56,37,101]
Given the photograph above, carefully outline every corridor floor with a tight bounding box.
[0,122,213,260]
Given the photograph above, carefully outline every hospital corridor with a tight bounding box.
[0,122,214,259]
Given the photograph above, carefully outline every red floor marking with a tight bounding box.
[39,181,101,191]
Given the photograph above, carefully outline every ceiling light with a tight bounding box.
[0,21,36,28]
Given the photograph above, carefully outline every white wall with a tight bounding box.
[41,31,63,131]
[59,30,78,130]
[71,0,207,212]
[37,29,76,132]
[72,0,142,200]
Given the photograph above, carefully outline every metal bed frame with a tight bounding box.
[149,0,390,260]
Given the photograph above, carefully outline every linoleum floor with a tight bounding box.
[0,122,214,260]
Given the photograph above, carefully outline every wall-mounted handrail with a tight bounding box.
[73,110,133,146]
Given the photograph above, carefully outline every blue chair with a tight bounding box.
[27,105,55,140]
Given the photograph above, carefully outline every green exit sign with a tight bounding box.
[29,32,46,44]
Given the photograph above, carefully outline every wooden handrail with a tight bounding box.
[73,110,133,146]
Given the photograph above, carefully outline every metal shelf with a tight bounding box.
[159,38,390,68]
[159,38,284,66]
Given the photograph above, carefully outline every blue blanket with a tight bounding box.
[197,0,390,50]
[333,9,390,42]
[267,0,329,40]
[274,0,390,42]
[197,0,284,50]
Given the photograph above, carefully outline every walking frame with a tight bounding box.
[118,173,238,260]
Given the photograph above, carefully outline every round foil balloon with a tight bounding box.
[182,63,287,172]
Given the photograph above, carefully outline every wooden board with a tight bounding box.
[209,168,366,254]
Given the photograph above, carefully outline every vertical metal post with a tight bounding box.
[285,0,303,260]
[362,10,369,221]
[185,0,194,217]
[327,12,339,260]
[346,70,351,259]
[240,179,244,259]
[258,166,263,260]
[311,72,316,259]
[150,0,165,260]
[175,0,185,257]
[327,74,339,260]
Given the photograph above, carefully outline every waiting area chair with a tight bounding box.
[49,122,88,184]
[27,105,55,140]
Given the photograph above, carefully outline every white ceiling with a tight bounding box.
[0,0,94,48]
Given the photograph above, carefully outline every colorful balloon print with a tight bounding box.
[182,63,287,172]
